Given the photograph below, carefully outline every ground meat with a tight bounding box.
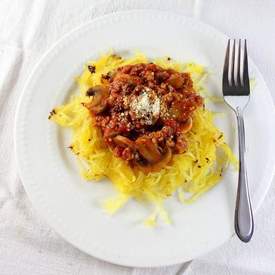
[85,63,203,171]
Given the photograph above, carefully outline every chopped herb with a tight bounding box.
[111,54,122,59]
[48,109,56,119]
[88,65,96,74]
[205,157,210,163]
[218,134,223,139]
[167,57,171,61]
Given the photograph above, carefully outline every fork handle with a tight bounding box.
[234,108,254,242]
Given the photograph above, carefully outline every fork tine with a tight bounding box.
[236,39,241,86]
[223,39,230,87]
[243,39,250,89]
[230,39,236,86]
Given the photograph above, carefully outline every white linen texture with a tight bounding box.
[0,0,275,274]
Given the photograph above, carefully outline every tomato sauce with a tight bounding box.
[85,63,203,171]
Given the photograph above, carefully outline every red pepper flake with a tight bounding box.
[88,65,96,74]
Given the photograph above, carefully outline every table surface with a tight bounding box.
[1,0,275,274]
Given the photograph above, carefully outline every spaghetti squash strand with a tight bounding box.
[50,53,237,226]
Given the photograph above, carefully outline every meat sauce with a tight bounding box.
[85,63,203,173]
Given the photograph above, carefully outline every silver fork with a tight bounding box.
[222,39,254,242]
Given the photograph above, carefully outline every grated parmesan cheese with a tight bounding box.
[130,89,160,125]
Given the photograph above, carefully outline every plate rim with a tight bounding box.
[14,9,275,267]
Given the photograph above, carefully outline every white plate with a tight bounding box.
[15,10,275,267]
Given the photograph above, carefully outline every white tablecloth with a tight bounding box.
[1,0,275,274]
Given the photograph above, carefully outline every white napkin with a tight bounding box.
[1,0,275,274]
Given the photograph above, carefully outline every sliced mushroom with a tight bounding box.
[179,117,193,133]
[121,147,134,161]
[113,135,135,149]
[84,100,108,115]
[103,128,119,138]
[167,73,185,89]
[90,103,108,114]
[136,147,172,174]
[86,85,109,105]
[174,134,187,154]
[135,137,162,163]
[85,85,109,114]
